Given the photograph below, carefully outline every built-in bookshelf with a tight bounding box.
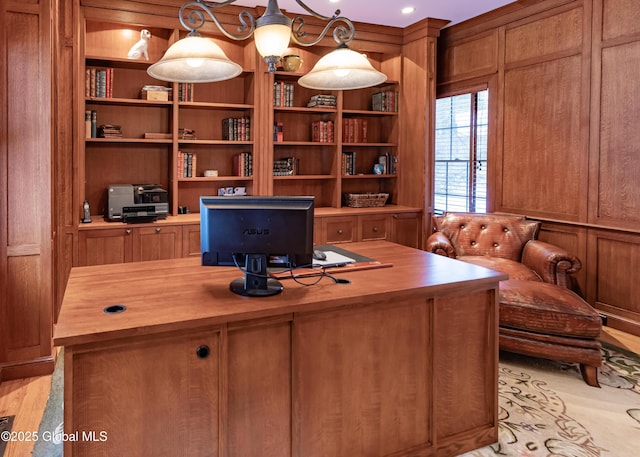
[79,19,404,217]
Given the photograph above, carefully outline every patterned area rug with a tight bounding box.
[34,345,639,457]
[462,344,640,457]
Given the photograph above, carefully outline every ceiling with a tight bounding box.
[229,0,518,28]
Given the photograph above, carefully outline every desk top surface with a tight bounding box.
[54,241,507,346]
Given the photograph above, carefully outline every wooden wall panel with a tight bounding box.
[438,30,499,83]
[501,55,585,219]
[504,7,583,65]
[1,1,54,379]
[592,41,640,226]
[587,230,640,334]
[602,0,640,41]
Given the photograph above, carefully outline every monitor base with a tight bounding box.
[230,277,283,297]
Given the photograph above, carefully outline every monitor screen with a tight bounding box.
[200,195,314,296]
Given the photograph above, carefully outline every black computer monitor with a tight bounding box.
[200,195,314,297]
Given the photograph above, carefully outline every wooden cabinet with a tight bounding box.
[78,223,183,266]
[315,209,420,246]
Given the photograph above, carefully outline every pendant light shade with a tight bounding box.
[147,35,243,83]
[298,44,387,90]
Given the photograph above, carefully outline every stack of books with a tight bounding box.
[273,157,298,176]
[307,94,336,108]
[273,81,294,107]
[97,124,122,138]
[179,128,196,140]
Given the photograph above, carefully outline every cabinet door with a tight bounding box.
[133,225,183,262]
[68,329,220,457]
[390,212,422,249]
[358,214,389,241]
[77,228,133,266]
[182,223,201,257]
[323,216,357,244]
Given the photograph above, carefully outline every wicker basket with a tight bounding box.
[344,192,389,208]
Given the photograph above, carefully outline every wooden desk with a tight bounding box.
[54,241,507,457]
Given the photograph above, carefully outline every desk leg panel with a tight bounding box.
[292,296,431,457]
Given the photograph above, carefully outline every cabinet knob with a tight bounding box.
[196,345,210,359]
[125,229,132,235]
[337,229,343,235]
[373,227,379,232]
[155,228,161,234]
[392,214,398,219]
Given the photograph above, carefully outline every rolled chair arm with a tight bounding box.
[521,240,582,288]
[425,232,456,258]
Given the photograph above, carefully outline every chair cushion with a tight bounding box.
[499,279,602,338]
[459,255,543,282]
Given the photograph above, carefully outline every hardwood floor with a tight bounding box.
[0,327,638,456]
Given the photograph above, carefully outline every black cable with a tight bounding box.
[231,255,351,286]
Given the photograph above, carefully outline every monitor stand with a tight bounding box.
[230,253,283,297]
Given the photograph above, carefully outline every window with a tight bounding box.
[434,89,488,213]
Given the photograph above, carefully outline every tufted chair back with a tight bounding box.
[433,212,541,261]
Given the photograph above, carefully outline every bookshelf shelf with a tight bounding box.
[178,140,254,146]
[179,101,253,110]
[178,176,253,182]
[273,174,335,180]
[342,174,398,179]
[343,143,397,147]
[85,138,172,144]
[86,97,172,107]
[343,109,398,116]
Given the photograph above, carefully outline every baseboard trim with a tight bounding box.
[0,355,55,382]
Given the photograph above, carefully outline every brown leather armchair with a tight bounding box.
[426,212,603,386]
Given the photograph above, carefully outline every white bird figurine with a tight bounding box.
[127,29,151,61]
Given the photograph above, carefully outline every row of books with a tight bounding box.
[273,121,284,142]
[177,151,197,178]
[85,110,97,138]
[377,152,398,174]
[342,151,357,175]
[273,82,294,107]
[233,152,253,177]
[372,90,399,112]
[342,151,398,175]
[311,120,334,143]
[85,67,113,98]
[178,83,195,102]
[273,157,298,176]
[343,118,368,143]
[222,117,251,141]
[307,94,336,108]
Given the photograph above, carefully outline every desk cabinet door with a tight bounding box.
[77,228,133,266]
[133,226,183,262]
[68,330,220,457]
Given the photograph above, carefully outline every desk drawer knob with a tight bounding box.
[196,345,210,359]
[155,228,161,234]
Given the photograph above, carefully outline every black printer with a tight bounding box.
[106,184,169,223]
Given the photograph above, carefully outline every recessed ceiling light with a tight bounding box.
[402,6,416,15]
